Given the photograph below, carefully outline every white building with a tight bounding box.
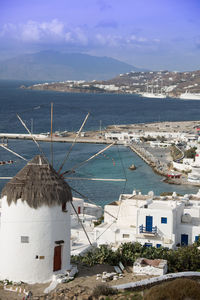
[0,155,72,284]
[105,130,199,144]
[173,146,200,184]
[105,131,141,143]
[94,190,200,249]
[133,258,168,276]
[70,197,102,256]
[149,141,172,148]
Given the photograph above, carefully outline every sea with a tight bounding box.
[1,79,200,207]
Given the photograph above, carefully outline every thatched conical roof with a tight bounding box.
[1,155,72,209]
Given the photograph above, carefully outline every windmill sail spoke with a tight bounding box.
[17,114,48,162]
[58,112,90,174]
[61,142,115,176]
[70,201,93,246]
[0,144,27,161]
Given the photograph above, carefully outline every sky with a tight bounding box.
[0,0,200,71]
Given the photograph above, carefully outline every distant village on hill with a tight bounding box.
[25,70,200,99]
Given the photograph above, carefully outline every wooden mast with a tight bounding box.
[50,102,53,166]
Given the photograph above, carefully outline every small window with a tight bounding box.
[21,236,29,243]
[195,236,200,242]
[144,242,152,247]
[156,244,162,248]
[122,234,130,239]
[161,217,167,224]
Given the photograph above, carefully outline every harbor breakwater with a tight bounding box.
[128,144,169,177]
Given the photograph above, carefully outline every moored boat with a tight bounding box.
[129,164,136,170]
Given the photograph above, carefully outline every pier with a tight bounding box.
[129,143,169,177]
[0,133,115,145]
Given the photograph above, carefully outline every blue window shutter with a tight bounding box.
[161,217,167,224]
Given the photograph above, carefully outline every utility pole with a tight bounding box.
[31,118,33,134]
[100,120,102,135]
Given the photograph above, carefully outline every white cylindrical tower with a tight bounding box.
[0,155,72,283]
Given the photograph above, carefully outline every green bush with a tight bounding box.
[93,215,104,227]
[184,147,197,159]
[71,241,200,273]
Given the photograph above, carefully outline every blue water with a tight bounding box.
[0,80,200,206]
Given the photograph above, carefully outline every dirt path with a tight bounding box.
[0,264,152,299]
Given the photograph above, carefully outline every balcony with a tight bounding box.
[139,225,157,236]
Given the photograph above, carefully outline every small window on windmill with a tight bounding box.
[123,234,130,239]
[21,236,29,243]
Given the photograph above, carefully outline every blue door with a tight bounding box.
[146,216,153,232]
[181,234,188,246]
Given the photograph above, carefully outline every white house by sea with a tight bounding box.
[173,145,200,184]
[70,197,102,255]
[104,130,199,144]
[0,155,72,284]
[94,190,200,249]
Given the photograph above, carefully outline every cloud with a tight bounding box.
[20,19,65,42]
[94,30,160,48]
[95,34,122,47]
[0,19,160,54]
[0,19,65,42]
[126,35,148,43]
[0,19,89,46]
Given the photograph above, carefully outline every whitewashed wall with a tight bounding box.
[0,196,71,283]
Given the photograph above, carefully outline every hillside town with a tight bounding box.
[26,70,200,99]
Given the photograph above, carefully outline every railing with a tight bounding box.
[139,225,157,234]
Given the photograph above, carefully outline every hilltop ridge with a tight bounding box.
[0,51,143,81]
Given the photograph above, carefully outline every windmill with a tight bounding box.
[0,103,127,249]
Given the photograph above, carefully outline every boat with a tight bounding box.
[140,81,166,99]
[129,164,136,170]
[179,91,200,100]
[141,92,167,99]
[0,160,14,165]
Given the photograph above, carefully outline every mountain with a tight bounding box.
[0,51,142,81]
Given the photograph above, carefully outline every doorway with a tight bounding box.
[53,245,62,271]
